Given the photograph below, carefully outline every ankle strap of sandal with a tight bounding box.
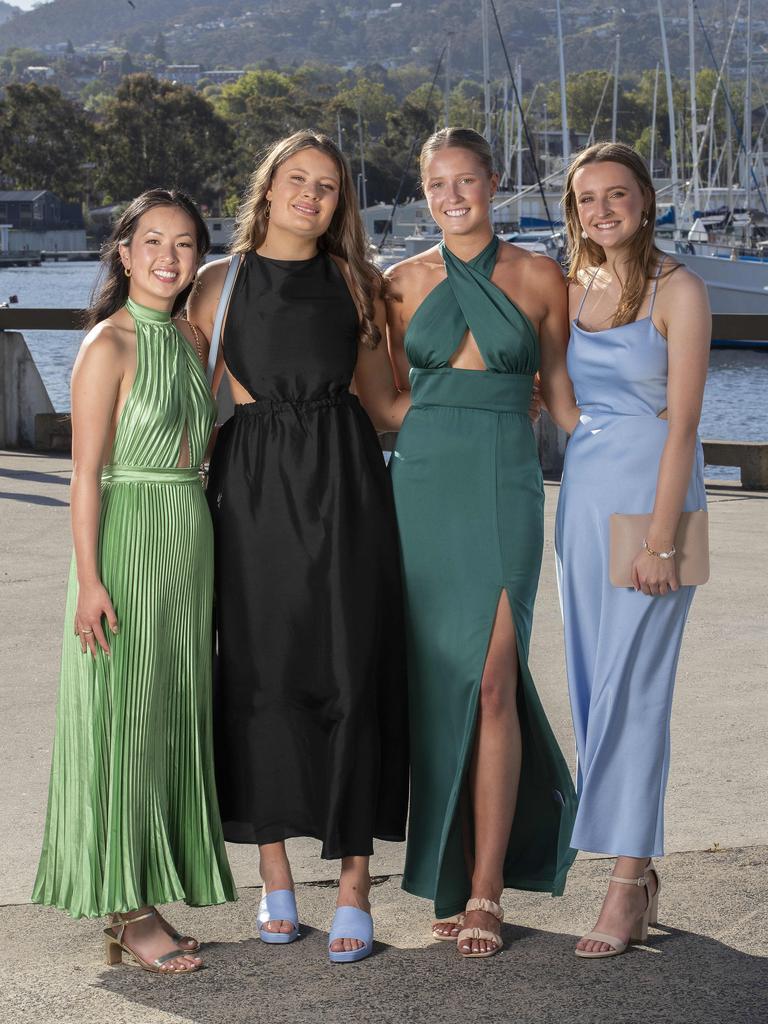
[609,874,648,887]
[465,898,504,921]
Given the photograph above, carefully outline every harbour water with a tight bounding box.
[2,262,767,480]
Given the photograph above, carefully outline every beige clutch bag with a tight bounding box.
[609,510,709,587]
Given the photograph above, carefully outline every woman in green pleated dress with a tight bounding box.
[32,190,235,974]
[385,129,579,958]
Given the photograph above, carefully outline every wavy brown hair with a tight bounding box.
[419,126,495,181]
[563,142,676,327]
[231,130,382,348]
[85,189,209,330]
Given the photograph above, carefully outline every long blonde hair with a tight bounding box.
[231,130,382,348]
[562,142,675,327]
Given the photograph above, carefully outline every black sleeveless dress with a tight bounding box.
[207,249,408,858]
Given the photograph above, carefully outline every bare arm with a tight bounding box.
[187,257,229,398]
[632,269,710,595]
[70,328,122,656]
[383,264,413,392]
[536,260,580,434]
[354,291,411,432]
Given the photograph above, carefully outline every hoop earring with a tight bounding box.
[265,201,271,220]
[124,266,131,278]
[641,215,649,227]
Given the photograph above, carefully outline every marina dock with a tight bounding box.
[0,451,766,1023]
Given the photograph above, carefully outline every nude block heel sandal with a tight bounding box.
[457,898,504,959]
[575,860,660,959]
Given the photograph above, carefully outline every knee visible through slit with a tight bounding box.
[480,591,519,706]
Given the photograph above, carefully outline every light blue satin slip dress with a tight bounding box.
[555,263,706,858]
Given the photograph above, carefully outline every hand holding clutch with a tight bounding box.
[609,510,709,589]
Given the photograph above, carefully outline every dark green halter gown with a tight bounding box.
[390,237,577,919]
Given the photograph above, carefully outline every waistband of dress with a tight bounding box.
[409,367,534,413]
[234,390,356,416]
[101,466,202,485]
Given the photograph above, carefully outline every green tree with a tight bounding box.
[96,74,231,204]
[152,33,168,62]
[0,82,95,199]
[214,70,322,183]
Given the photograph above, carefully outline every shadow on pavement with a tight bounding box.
[0,489,69,506]
[94,923,767,1024]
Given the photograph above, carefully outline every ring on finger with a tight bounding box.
[81,628,94,635]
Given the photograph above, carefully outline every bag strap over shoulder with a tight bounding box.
[207,253,243,386]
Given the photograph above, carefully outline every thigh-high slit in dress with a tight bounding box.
[391,237,577,919]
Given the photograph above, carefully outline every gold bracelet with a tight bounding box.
[642,537,676,560]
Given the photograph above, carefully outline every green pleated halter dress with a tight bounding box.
[390,237,577,919]
[32,298,236,919]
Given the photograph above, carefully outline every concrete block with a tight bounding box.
[35,412,72,452]
[0,330,56,448]
[703,439,768,491]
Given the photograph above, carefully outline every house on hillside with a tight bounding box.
[0,191,86,254]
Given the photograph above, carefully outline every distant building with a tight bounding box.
[164,64,204,86]
[204,70,246,84]
[24,66,55,80]
[0,191,86,254]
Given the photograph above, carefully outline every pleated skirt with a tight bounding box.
[32,468,236,918]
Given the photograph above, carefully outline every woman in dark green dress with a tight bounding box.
[386,129,579,958]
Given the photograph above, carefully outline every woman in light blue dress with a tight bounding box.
[554,143,710,958]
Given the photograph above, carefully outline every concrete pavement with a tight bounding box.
[1,450,766,1023]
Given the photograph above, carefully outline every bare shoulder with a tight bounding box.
[658,261,707,304]
[384,246,442,303]
[497,242,566,296]
[74,318,130,381]
[197,255,232,285]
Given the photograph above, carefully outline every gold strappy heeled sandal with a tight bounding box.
[575,860,660,959]
[457,898,504,958]
[155,910,200,952]
[431,914,465,941]
[103,909,203,975]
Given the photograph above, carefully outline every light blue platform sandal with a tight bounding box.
[257,889,300,944]
[328,906,374,964]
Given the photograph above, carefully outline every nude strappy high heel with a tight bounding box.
[103,909,202,974]
[457,898,504,958]
[575,860,660,959]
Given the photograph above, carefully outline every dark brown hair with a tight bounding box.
[231,129,383,348]
[85,188,210,330]
[562,142,675,327]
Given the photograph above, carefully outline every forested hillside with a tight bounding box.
[0,0,749,79]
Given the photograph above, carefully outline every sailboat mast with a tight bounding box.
[744,0,753,224]
[482,0,492,143]
[515,61,523,194]
[650,62,660,174]
[555,0,570,165]
[688,0,700,211]
[444,34,452,128]
[612,34,620,143]
[657,0,681,239]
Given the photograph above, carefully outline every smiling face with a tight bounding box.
[265,146,341,241]
[572,160,649,253]
[119,205,199,310]
[422,147,498,238]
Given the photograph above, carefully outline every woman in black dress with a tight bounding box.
[189,131,409,963]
